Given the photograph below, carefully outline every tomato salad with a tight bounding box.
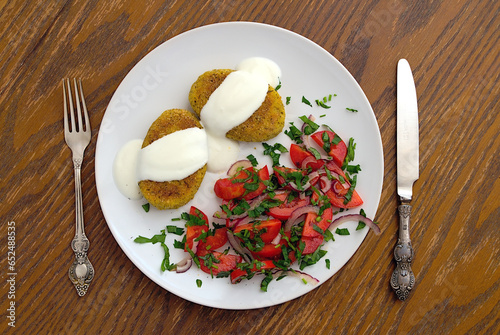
[135,115,380,291]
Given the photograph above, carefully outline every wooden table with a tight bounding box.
[1,0,498,334]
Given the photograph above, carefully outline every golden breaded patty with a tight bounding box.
[188,69,285,142]
[138,109,207,210]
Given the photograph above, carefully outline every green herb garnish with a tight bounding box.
[298,115,320,135]
[335,228,350,236]
[166,225,184,236]
[302,96,312,107]
[263,142,288,166]
[246,154,258,167]
[284,122,303,143]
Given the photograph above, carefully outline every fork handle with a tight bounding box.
[68,159,94,296]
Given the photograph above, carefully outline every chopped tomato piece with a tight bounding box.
[214,178,245,200]
[251,243,283,260]
[301,235,324,254]
[326,189,363,208]
[311,130,347,167]
[197,250,242,276]
[302,207,333,238]
[214,166,269,201]
[197,227,228,253]
[243,166,269,200]
[267,191,311,220]
[230,260,276,284]
[324,162,364,208]
[300,207,333,254]
[190,206,209,224]
[273,166,306,189]
[233,218,281,243]
[289,144,324,171]
[184,207,209,252]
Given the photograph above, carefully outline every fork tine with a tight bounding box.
[63,79,69,134]
[78,79,90,132]
[66,78,76,133]
[73,78,84,132]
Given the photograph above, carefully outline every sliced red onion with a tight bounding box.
[325,162,349,188]
[300,133,314,149]
[227,230,253,263]
[191,240,199,254]
[271,232,282,245]
[307,170,320,185]
[284,205,319,231]
[288,180,311,192]
[319,175,332,193]
[300,114,316,133]
[289,270,320,285]
[175,256,193,273]
[328,214,381,235]
[233,215,269,230]
[227,159,252,177]
[299,191,308,200]
[214,194,270,220]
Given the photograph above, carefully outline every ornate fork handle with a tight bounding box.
[68,158,94,296]
[390,203,415,300]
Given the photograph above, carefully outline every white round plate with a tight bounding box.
[95,22,383,310]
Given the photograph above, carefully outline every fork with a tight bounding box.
[63,78,95,296]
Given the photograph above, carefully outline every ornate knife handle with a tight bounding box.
[391,203,415,300]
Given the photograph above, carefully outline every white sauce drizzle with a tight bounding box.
[137,127,208,182]
[236,57,282,88]
[201,57,281,173]
[112,139,143,200]
[200,71,268,136]
[113,128,208,199]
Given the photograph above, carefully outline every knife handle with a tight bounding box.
[391,203,415,300]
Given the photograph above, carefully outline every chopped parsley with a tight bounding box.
[302,96,313,107]
[343,137,356,168]
[275,79,282,91]
[166,225,184,236]
[357,209,367,230]
[263,142,288,166]
[284,122,303,143]
[298,115,320,135]
[315,99,331,109]
[246,154,258,167]
[134,229,176,271]
[335,228,350,236]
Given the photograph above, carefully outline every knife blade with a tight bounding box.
[391,59,418,301]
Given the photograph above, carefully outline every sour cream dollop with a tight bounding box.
[112,139,143,200]
[236,57,282,88]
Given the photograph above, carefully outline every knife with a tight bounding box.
[391,59,418,301]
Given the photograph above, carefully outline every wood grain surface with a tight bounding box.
[1,0,498,334]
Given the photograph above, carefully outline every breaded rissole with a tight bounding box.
[138,109,207,210]
[188,69,285,142]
